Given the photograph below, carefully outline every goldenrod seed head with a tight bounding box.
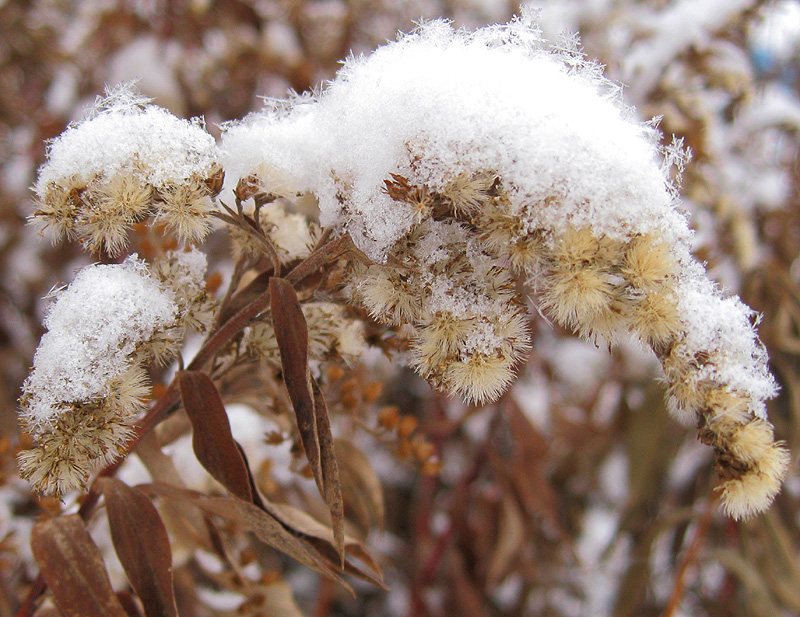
[540,267,617,337]
[445,352,515,405]
[718,443,790,519]
[442,171,496,215]
[627,289,681,348]
[358,267,422,325]
[157,181,214,243]
[621,234,677,290]
[103,365,150,416]
[77,208,132,256]
[727,419,778,465]
[411,313,472,370]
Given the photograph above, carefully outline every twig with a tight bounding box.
[211,208,282,276]
[663,497,717,617]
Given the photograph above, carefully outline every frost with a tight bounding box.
[21,256,178,425]
[34,84,218,195]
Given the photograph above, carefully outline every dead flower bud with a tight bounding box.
[157,180,215,243]
[441,171,496,216]
[32,179,85,242]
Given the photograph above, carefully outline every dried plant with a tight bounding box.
[4,5,800,617]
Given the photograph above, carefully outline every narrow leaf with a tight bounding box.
[269,277,322,484]
[270,277,345,563]
[269,502,385,588]
[178,370,253,503]
[335,439,386,533]
[312,379,345,563]
[31,515,128,617]
[97,478,177,617]
[251,581,304,617]
[140,484,349,590]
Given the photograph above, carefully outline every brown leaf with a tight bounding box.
[135,432,215,552]
[97,478,177,617]
[140,484,349,590]
[248,580,304,617]
[311,379,345,563]
[486,496,525,586]
[31,514,128,617]
[335,439,385,534]
[491,400,564,536]
[270,277,344,563]
[178,370,253,503]
[269,277,320,480]
[218,268,273,325]
[448,552,486,617]
[116,590,145,617]
[267,502,385,588]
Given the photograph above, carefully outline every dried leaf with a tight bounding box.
[335,439,385,533]
[178,370,253,503]
[270,276,344,563]
[269,277,320,479]
[492,401,563,535]
[97,478,177,617]
[448,553,485,617]
[311,379,345,562]
[218,268,273,325]
[486,496,525,586]
[268,502,385,588]
[135,432,215,552]
[250,581,304,617]
[31,514,128,617]
[140,484,348,590]
[116,590,145,617]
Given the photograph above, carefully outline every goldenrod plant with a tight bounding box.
[4,5,799,617]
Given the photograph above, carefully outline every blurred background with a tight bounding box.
[1,1,800,616]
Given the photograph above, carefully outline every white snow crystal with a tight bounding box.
[35,84,218,195]
[222,14,687,262]
[22,256,178,425]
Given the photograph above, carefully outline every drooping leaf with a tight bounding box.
[31,514,128,617]
[269,276,345,563]
[135,432,215,552]
[268,502,385,588]
[178,370,253,503]
[249,580,305,617]
[116,590,145,617]
[311,379,345,562]
[335,439,385,534]
[269,277,321,480]
[97,477,177,617]
[140,484,348,590]
[486,495,525,586]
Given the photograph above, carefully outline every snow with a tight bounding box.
[21,256,179,425]
[34,84,218,195]
[221,13,686,262]
[675,269,777,418]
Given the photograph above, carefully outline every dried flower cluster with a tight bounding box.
[15,11,790,570]
[18,251,211,494]
[220,15,789,518]
[6,4,800,617]
[32,86,221,254]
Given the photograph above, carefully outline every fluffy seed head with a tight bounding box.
[621,234,677,290]
[446,352,516,405]
[718,443,791,520]
[157,180,214,243]
[442,171,496,216]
